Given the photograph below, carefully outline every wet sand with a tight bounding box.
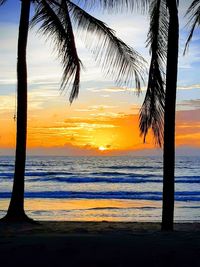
[0,221,200,267]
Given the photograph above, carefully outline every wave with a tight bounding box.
[28,177,162,183]
[24,174,200,184]
[103,166,162,170]
[1,191,200,201]
[90,172,160,178]
[86,206,158,210]
[1,172,200,184]
[87,207,123,210]
[31,177,200,184]
[179,206,200,209]
[0,191,163,200]
[1,172,199,180]
[0,164,14,167]
[175,179,200,184]
[25,171,74,177]
[176,176,200,179]
[0,173,14,178]
[0,171,74,179]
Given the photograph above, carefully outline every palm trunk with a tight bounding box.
[161,0,179,231]
[3,0,31,221]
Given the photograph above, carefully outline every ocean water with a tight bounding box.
[0,156,200,222]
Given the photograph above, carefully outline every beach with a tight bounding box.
[0,221,200,267]
[1,157,200,266]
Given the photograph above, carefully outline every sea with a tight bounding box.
[0,156,200,222]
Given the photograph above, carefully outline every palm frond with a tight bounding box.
[184,0,200,54]
[139,0,168,146]
[77,0,149,13]
[67,0,147,91]
[31,0,81,103]
[0,0,7,5]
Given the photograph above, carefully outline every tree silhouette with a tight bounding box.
[139,0,179,231]
[0,0,146,222]
[94,0,179,231]
[162,0,179,231]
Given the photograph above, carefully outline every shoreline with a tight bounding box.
[0,221,200,267]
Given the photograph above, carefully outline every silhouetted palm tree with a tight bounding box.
[0,0,146,222]
[162,0,179,231]
[139,0,179,231]
[88,0,180,231]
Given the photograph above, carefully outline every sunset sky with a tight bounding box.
[0,0,200,156]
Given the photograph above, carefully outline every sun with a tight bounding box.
[98,146,107,151]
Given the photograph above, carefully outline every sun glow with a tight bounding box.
[98,146,107,151]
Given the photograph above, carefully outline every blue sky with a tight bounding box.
[1,1,200,94]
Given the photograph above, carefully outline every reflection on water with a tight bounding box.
[0,198,162,221]
[1,198,199,222]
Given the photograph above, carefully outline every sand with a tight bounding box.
[0,221,200,267]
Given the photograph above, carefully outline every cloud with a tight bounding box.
[87,86,146,93]
[179,44,200,69]
[101,94,110,98]
[177,100,200,110]
[27,144,100,156]
[177,108,200,123]
[130,104,140,112]
[176,109,200,146]
[55,122,118,131]
[87,83,200,94]
[89,112,125,118]
[75,105,118,112]
[0,94,15,113]
[178,84,200,90]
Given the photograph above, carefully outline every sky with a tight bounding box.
[0,0,200,156]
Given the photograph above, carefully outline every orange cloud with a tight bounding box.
[26,113,150,151]
[1,99,200,155]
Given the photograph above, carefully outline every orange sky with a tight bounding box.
[1,90,200,156]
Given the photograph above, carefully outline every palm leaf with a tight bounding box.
[67,0,146,91]
[0,0,6,5]
[31,0,81,103]
[139,0,168,146]
[184,0,200,54]
[78,0,149,12]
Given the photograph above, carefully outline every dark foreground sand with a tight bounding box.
[0,221,200,267]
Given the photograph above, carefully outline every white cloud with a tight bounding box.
[87,86,146,93]
[178,84,200,90]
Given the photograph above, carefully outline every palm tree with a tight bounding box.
[80,0,180,231]
[139,0,179,231]
[0,0,146,222]
[162,0,179,231]
[1,0,32,222]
